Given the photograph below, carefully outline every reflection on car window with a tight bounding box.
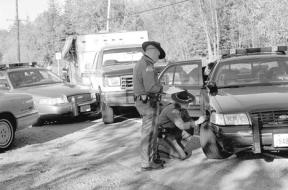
[160,64,201,86]
[160,66,175,85]
[174,65,200,85]
[9,69,63,88]
[214,59,288,86]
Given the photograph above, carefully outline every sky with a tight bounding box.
[0,0,63,30]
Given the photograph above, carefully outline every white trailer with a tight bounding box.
[62,31,148,86]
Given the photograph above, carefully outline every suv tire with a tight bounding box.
[199,123,231,159]
[102,103,114,124]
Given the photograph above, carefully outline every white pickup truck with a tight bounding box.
[62,31,157,123]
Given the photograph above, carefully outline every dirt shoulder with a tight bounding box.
[1,118,288,190]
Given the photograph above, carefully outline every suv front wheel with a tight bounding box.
[101,103,114,124]
[199,123,232,159]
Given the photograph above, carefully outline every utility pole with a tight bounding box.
[16,0,21,63]
[106,0,111,32]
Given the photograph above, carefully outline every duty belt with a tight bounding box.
[134,93,161,108]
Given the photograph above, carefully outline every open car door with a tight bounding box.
[158,60,203,117]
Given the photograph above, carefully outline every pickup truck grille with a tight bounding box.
[250,110,288,127]
[121,75,133,89]
[67,93,91,103]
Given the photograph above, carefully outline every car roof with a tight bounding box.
[220,54,288,63]
[166,59,202,67]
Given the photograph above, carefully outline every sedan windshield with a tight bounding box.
[8,69,63,88]
[212,58,288,87]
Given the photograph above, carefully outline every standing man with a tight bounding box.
[133,41,166,171]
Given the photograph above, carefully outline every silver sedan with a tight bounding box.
[0,92,39,151]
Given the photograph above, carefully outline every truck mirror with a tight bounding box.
[206,81,218,96]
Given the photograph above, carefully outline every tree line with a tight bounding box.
[0,0,288,68]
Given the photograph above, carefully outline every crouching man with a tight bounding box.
[157,90,206,160]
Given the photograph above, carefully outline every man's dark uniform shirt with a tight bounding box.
[133,55,162,96]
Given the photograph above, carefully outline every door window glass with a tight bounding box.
[160,66,175,85]
[174,64,200,85]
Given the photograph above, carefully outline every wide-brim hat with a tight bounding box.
[142,41,166,59]
[171,90,195,104]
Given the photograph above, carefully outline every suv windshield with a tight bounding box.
[102,47,143,66]
[212,57,288,87]
[9,68,63,88]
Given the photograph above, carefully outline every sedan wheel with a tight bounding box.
[0,119,15,151]
[199,122,232,159]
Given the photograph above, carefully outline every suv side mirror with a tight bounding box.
[206,81,218,96]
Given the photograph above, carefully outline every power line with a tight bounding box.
[66,0,193,35]
[102,0,192,23]
[129,0,192,16]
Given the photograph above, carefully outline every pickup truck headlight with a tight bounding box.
[38,96,68,105]
[104,76,121,87]
[210,112,251,125]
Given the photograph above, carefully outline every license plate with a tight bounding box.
[80,105,91,112]
[273,134,288,147]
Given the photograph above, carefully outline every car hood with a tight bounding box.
[103,64,135,76]
[13,83,91,98]
[211,85,288,113]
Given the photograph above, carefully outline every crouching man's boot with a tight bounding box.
[141,162,164,171]
[153,152,166,164]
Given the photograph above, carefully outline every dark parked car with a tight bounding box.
[200,46,288,158]
[0,63,100,126]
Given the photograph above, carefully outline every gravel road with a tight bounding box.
[1,115,288,190]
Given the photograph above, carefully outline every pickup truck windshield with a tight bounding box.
[212,58,288,87]
[103,47,143,66]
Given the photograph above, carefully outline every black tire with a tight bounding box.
[84,112,102,120]
[235,151,253,158]
[101,103,114,124]
[199,123,232,159]
[0,118,15,152]
[235,151,247,158]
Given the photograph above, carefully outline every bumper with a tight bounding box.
[213,123,288,153]
[16,111,39,130]
[102,90,135,107]
[37,100,100,117]
[37,103,72,115]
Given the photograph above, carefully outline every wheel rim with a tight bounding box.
[0,120,13,147]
